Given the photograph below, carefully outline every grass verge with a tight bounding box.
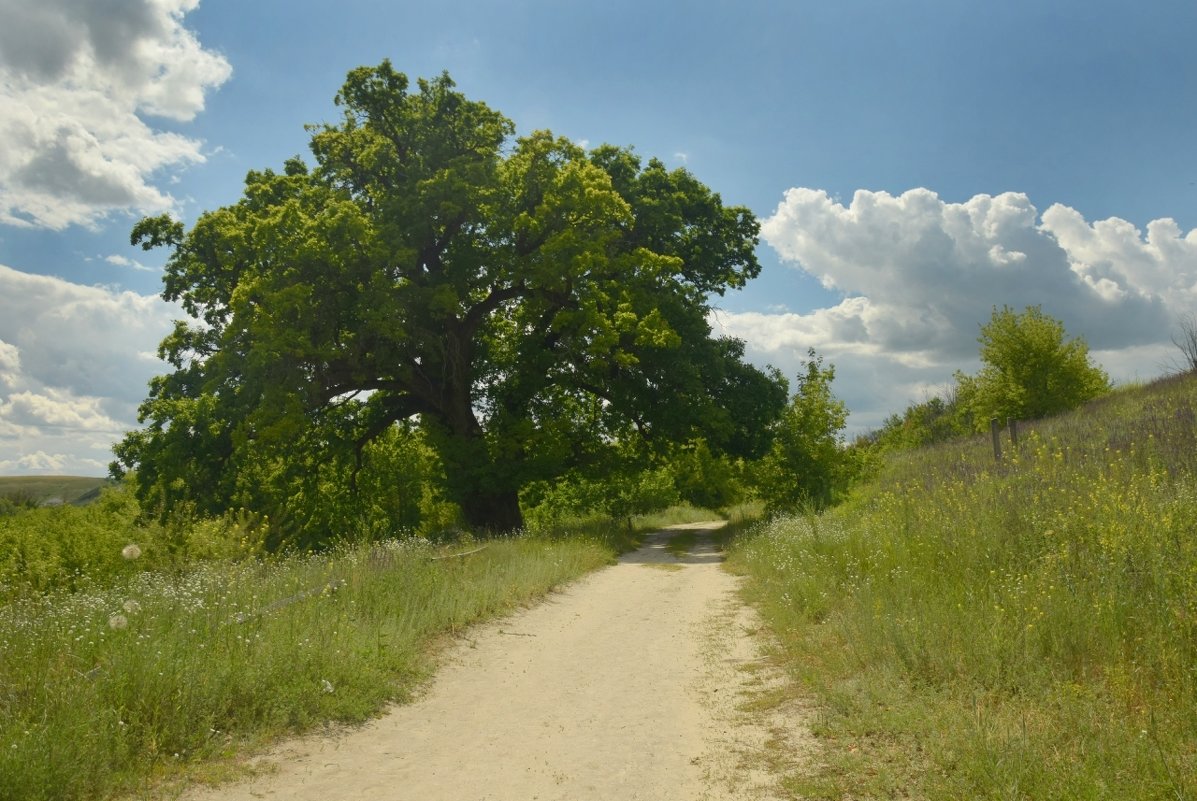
[726,373,1197,800]
[0,532,613,801]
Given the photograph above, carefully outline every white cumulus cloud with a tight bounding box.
[718,188,1197,432]
[1,389,124,433]
[0,451,69,473]
[0,264,181,475]
[0,0,231,229]
[0,339,20,388]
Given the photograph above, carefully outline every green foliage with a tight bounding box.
[728,372,1197,799]
[753,349,855,513]
[669,438,744,510]
[521,431,756,529]
[116,62,785,540]
[521,435,753,532]
[0,482,260,599]
[603,466,681,525]
[522,452,680,529]
[861,307,1112,464]
[864,390,972,453]
[0,490,39,517]
[231,423,460,549]
[959,305,1110,427]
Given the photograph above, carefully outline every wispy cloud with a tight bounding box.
[104,254,156,272]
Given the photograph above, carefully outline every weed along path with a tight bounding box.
[177,523,813,801]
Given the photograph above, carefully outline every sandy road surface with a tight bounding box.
[179,523,812,801]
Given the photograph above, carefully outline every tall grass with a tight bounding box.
[0,531,613,801]
[728,373,1197,800]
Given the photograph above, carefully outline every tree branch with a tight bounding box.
[462,282,528,336]
[349,393,425,492]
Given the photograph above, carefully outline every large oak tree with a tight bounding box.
[114,63,785,536]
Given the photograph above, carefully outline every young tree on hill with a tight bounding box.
[754,349,852,513]
[957,305,1110,426]
[112,62,786,539]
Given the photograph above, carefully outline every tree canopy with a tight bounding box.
[113,63,786,539]
[957,305,1110,426]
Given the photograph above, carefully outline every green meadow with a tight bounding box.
[0,476,110,507]
[728,372,1197,800]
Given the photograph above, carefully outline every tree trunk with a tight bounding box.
[425,401,526,534]
[459,487,525,533]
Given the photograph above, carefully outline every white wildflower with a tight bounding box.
[108,614,129,631]
[121,544,142,560]
[122,599,141,614]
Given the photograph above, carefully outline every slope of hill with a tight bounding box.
[729,372,1197,799]
[0,476,112,506]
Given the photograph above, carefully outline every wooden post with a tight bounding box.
[1008,417,1018,448]
[991,418,1002,462]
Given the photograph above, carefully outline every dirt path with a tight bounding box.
[178,523,813,801]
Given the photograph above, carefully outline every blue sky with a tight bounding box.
[1,0,1196,474]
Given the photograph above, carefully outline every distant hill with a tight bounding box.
[0,476,113,506]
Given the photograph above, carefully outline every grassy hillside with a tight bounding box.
[728,373,1197,800]
[0,476,111,505]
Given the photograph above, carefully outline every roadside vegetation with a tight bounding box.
[728,372,1197,800]
[0,480,729,801]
